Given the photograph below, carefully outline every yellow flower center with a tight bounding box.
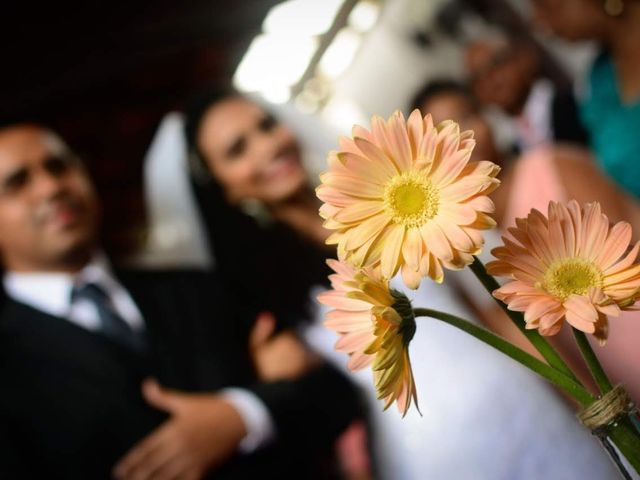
[541,258,603,300]
[383,172,439,227]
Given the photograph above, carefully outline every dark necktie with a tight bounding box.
[71,282,147,353]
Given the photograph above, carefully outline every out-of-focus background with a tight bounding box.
[1,0,599,260]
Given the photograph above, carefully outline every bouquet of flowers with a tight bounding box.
[316,110,640,477]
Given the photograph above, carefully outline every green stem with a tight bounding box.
[469,256,580,383]
[608,417,640,476]
[414,306,640,476]
[413,307,594,406]
[572,328,614,395]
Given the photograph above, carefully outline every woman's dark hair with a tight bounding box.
[184,88,330,328]
[409,78,478,114]
[184,86,237,180]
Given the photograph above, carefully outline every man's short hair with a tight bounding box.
[0,123,81,166]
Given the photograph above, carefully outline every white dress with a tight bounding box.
[305,277,619,480]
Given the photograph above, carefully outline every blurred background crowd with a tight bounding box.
[2,0,640,479]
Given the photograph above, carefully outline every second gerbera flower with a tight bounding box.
[487,201,640,344]
[317,110,500,289]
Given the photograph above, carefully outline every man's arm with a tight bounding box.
[113,367,363,480]
[0,418,33,478]
[243,312,363,448]
[114,317,363,480]
[248,362,363,447]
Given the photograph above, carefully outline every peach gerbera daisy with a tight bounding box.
[487,201,640,344]
[318,259,419,415]
[317,110,500,289]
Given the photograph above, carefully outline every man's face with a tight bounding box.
[531,0,607,42]
[466,42,538,116]
[0,125,99,271]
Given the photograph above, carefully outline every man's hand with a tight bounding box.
[113,379,246,480]
[249,312,320,381]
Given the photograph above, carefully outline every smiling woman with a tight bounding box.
[183,88,368,477]
[195,95,308,206]
[184,89,334,327]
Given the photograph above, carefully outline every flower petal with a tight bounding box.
[564,295,597,333]
[597,221,632,270]
[380,225,405,279]
[334,201,385,224]
[318,291,372,311]
[422,221,453,261]
[353,137,399,177]
[345,214,391,251]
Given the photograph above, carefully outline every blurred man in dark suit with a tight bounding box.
[0,124,360,480]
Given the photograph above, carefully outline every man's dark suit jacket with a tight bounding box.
[551,87,589,147]
[0,270,361,479]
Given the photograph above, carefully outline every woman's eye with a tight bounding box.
[226,137,247,160]
[259,115,277,132]
[1,170,28,194]
[44,156,71,176]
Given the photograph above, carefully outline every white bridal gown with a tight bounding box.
[306,277,619,480]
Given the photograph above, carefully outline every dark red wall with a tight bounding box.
[1,0,279,257]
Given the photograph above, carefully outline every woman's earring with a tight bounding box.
[605,0,624,16]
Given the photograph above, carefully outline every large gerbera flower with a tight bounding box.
[317,110,500,289]
[487,201,640,344]
[317,259,419,415]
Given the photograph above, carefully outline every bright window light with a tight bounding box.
[263,0,345,37]
[234,34,318,92]
[318,28,361,78]
[261,85,292,104]
[321,96,367,133]
[348,1,380,32]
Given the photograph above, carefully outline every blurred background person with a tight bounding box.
[465,35,589,153]
[411,78,634,230]
[532,0,640,198]
[409,79,502,167]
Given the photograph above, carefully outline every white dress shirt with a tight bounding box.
[3,254,274,453]
[517,78,555,151]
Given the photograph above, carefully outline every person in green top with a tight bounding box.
[532,0,640,197]
[582,51,640,197]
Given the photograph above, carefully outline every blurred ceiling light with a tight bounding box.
[318,29,361,78]
[321,96,367,133]
[294,77,330,113]
[233,34,317,93]
[261,86,292,104]
[294,91,321,114]
[304,77,330,101]
[348,1,380,32]
[263,0,345,37]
